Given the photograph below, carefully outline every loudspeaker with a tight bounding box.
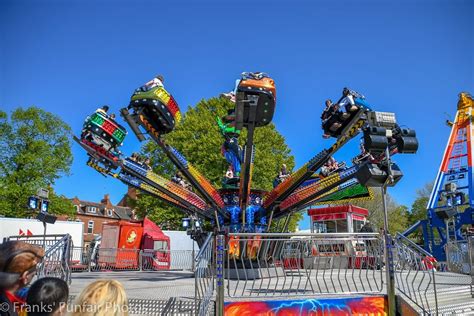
[36,212,57,224]
[356,163,403,187]
[396,137,418,153]
[363,127,388,153]
[394,128,418,153]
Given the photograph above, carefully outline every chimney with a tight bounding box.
[72,196,81,205]
[127,187,138,200]
[101,194,112,208]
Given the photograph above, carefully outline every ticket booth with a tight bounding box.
[307,205,375,269]
[308,205,368,234]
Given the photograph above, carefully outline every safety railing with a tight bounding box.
[69,247,93,272]
[446,239,471,274]
[91,248,142,271]
[395,234,474,314]
[68,247,196,272]
[223,232,384,298]
[195,233,215,316]
[6,234,67,250]
[37,234,73,284]
[394,233,438,314]
[142,249,195,271]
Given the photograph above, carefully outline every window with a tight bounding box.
[154,241,168,251]
[353,220,365,233]
[326,220,337,233]
[313,222,327,233]
[87,206,97,214]
[313,219,348,233]
[107,209,113,217]
[87,220,94,234]
[335,219,348,233]
[74,205,80,213]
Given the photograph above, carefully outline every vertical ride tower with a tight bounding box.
[424,92,474,260]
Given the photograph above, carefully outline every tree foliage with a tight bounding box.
[0,107,75,218]
[353,188,409,234]
[409,182,433,224]
[404,182,433,241]
[136,97,298,230]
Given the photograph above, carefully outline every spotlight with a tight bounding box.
[182,218,191,229]
[41,200,50,213]
[28,196,39,210]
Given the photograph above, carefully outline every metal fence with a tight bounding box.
[446,239,471,275]
[195,233,215,316]
[69,247,196,272]
[394,233,474,315]
[393,233,438,314]
[36,234,73,284]
[223,232,384,298]
[6,234,68,249]
[11,231,474,314]
[67,295,209,316]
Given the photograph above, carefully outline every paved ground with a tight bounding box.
[70,271,196,300]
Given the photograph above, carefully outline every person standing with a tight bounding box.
[0,241,45,316]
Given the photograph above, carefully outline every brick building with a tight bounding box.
[68,193,136,245]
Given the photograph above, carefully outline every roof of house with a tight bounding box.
[71,194,134,220]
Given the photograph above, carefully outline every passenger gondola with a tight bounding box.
[77,110,127,169]
[322,88,371,139]
[235,72,276,128]
[129,86,181,135]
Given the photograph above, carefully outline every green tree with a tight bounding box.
[0,107,75,218]
[353,188,409,234]
[136,97,299,230]
[409,182,433,224]
[405,182,434,241]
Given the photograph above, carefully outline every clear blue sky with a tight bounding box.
[1,0,473,229]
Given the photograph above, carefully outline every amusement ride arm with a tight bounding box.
[85,156,208,218]
[237,90,258,225]
[273,165,363,220]
[300,179,372,208]
[121,108,229,221]
[119,158,215,220]
[263,110,368,216]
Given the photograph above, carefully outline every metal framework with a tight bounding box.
[403,93,474,261]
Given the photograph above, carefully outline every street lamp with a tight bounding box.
[359,113,419,316]
[182,215,202,237]
[27,188,57,249]
[182,218,191,229]
[182,215,202,272]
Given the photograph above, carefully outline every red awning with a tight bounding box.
[307,205,368,217]
[353,214,366,221]
[143,218,170,242]
[312,213,347,221]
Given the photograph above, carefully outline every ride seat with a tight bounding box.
[235,76,276,129]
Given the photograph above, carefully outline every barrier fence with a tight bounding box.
[446,239,471,275]
[393,234,438,314]
[195,233,215,316]
[223,232,384,298]
[10,232,474,314]
[6,234,68,249]
[36,234,73,284]
[69,247,196,272]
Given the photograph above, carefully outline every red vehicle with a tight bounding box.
[98,218,170,270]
